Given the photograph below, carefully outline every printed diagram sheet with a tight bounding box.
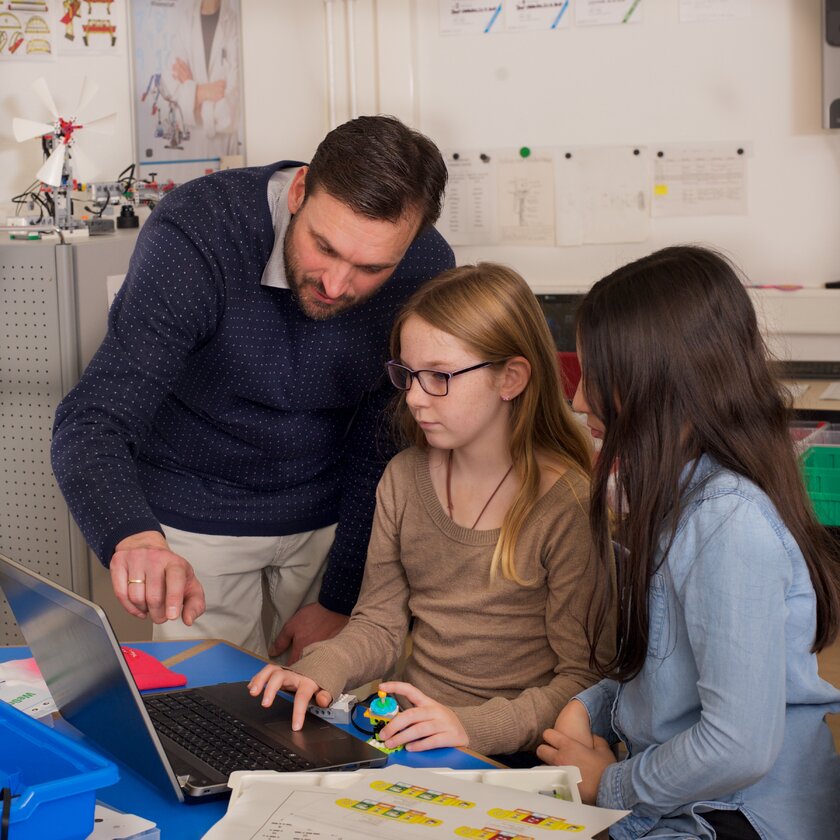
[555,146,650,245]
[206,766,628,839]
[652,143,748,217]
[498,153,556,247]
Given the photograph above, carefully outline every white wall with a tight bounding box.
[2,0,840,337]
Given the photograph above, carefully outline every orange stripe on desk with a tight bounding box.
[161,638,220,668]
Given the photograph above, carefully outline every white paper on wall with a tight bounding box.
[555,145,650,245]
[576,0,643,26]
[652,143,749,217]
[498,151,556,246]
[680,0,751,23]
[505,0,571,31]
[436,150,498,246]
[439,0,503,35]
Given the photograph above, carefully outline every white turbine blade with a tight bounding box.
[32,77,59,120]
[68,137,97,184]
[81,111,117,135]
[13,117,55,143]
[75,77,99,119]
[37,144,67,187]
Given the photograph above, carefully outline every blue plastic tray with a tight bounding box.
[0,700,119,840]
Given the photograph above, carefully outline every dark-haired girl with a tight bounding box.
[538,246,840,840]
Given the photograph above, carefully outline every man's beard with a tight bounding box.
[283,216,363,321]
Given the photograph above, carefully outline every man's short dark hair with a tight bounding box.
[305,115,447,230]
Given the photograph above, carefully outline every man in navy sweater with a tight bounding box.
[52,116,454,659]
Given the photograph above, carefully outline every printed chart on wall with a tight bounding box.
[130,0,245,184]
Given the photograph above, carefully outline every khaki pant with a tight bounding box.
[152,523,337,658]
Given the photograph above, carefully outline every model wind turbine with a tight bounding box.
[12,77,117,228]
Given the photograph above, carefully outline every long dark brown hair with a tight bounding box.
[579,245,840,681]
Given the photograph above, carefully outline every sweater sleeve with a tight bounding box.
[452,474,609,756]
[51,216,223,565]
[290,459,411,700]
[317,228,455,614]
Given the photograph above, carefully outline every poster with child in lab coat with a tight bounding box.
[130,0,244,184]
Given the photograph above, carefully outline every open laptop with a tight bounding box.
[0,553,386,802]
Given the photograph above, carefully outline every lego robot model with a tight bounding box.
[141,74,190,151]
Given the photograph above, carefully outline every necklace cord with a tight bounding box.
[446,449,514,530]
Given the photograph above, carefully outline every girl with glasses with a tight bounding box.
[538,246,840,840]
[249,262,611,761]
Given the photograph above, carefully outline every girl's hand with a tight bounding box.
[247,664,332,731]
[536,729,617,805]
[552,699,594,748]
[377,681,469,752]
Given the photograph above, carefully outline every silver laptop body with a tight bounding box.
[0,553,386,801]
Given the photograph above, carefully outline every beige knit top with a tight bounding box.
[290,447,605,756]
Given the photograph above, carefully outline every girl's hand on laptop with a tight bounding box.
[248,665,332,731]
[376,681,468,751]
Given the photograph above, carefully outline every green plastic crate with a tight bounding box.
[802,446,840,526]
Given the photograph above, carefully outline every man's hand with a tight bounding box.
[376,681,469,752]
[248,664,332,731]
[110,531,205,626]
[536,729,617,805]
[269,602,349,664]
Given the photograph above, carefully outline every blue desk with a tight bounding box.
[1,640,497,839]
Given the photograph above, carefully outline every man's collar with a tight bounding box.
[260,167,302,289]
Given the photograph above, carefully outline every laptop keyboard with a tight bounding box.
[144,691,315,776]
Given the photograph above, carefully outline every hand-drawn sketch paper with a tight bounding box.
[436,150,498,246]
[652,143,748,217]
[556,146,650,245]
[498,151,556,246]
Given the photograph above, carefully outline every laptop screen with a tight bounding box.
[0,553,182,798]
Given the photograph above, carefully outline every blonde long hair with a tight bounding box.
[390,263,592,583]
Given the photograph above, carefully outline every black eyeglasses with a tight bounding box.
[386,360,496,397]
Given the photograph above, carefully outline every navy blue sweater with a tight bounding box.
[51,162,454,613]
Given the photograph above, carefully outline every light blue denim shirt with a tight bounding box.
[576,456,840,840]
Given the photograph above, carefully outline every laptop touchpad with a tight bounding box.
[264,719,349,745]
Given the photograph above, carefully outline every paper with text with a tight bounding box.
[505,0,571,31]
[576,0,643,26]
[440,1,503,34]
[652,143,748,217]
[436,152,498,246]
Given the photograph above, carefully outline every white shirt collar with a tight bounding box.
[260,166,302,289]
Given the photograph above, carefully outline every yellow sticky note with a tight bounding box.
[654,184,668,196]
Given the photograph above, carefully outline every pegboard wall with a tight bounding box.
[0,242,77,644]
